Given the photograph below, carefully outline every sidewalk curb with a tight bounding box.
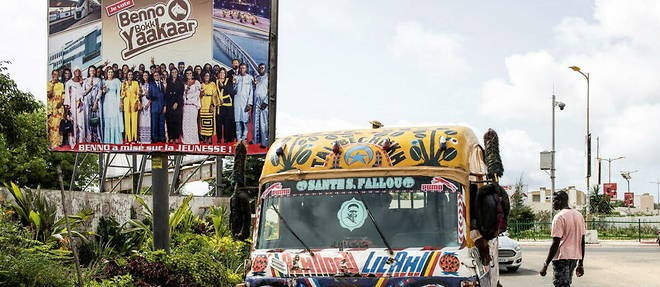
[517,240,658,247]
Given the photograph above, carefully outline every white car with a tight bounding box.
[498,232,522,272]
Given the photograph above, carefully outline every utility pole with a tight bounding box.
[550,93,565,215]
[597,137,601,185]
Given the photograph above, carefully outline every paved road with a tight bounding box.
[499,245,660,286]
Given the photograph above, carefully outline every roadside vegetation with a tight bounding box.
[1,183,249,287]
[506,177,658,240]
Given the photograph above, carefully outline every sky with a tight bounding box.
[1,0,659,199]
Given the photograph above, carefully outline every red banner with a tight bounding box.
[106,0,135,16]
[603,183,617,199]
[624,192,634,207]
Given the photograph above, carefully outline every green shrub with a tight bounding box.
[0,251,75,287]
[85,274,134,287]
[0,212,75,287]
[166,233,248,286]
[102,255,186,286]
[94,233,248,287]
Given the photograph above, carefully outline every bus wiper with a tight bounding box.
[358,194,394,257]
[270,204,314,256]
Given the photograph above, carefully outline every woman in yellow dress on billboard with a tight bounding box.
[121,70,140,143]
[200,71,219,144]
[47,70,65,148]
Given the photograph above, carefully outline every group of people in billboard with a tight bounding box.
[218,9,262,25]
[46,59,269,149]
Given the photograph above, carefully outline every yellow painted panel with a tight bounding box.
[262,126,483,178]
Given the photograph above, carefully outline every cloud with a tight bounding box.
[389,21,466,77]
[594,0,660,48]
[276,112,363,138]
[479,51,562,121]
[600,103,660,166]
[497,129,547,186]
[0,1,47,100]
[478,0,660,193]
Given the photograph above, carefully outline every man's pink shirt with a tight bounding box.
[551,208,586,260]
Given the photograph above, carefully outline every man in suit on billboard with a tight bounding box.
[148,72,167,143]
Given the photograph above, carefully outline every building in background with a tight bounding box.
[526,186,586,212]
[634,193,655,210]
[48,27,101,71]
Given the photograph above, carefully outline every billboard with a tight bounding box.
[603,183,617,199]
[47,0,274,155]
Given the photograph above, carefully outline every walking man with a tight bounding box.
[540,190,586,287]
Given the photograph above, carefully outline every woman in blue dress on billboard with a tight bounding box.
[101,68,124,144]
[83,65,102,142]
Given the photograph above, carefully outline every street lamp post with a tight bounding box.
[551,94,566,211]
[621,170,638,202]
[622,174,630,192]
[569,65,591,215]
[597,156,624,183]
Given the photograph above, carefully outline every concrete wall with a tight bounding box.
[0,188,230,232]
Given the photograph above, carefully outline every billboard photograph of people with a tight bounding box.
[46,0,274,155]
[213,0,271,149]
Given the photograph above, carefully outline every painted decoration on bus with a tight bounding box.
[337,198,368,231]
[246,248,473,279]
[263,126,482,175]
[261,176,460,198]
[47,0,274,155]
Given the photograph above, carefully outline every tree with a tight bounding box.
[589,185,613,215]
[0,62,97,189]
[0,61,40,143]
[509,175,535,225]
[213,155,265,196]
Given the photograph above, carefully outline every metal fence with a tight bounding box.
[508,220,660,241]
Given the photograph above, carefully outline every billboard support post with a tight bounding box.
[98,154,105,192]
[152,154,169,251]
[132,155,138,193]
[216,156,224,196]
[267,0,279,146]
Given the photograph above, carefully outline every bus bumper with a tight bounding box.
[243,275,480,287]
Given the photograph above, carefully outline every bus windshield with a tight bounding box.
[257,180,461,250]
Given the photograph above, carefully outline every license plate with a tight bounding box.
[498,258,508,263]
